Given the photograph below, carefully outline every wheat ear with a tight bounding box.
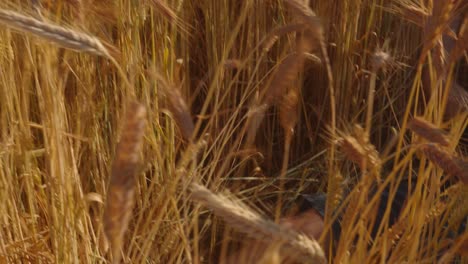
[284,0,321,30]
[339,125,381,172]
[408,117,450,147]
[190,182,326,263]
[0,9,110,57]
[421,144,468,184]
[103,102,147,264]
[152,72,194,141]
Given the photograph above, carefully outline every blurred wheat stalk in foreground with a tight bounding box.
[103,102,147,264]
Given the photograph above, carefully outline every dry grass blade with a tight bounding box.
[0,9,110,57]
[408,117,450,146]
[148,0,191,34]
[421,144,468,184]
[390,2,427,27]
[103,102,147,264]
[190,182,326,263]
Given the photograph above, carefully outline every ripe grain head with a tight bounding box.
[103,101,147,264]
[0,8,110,57]
[408,117,450,147]
[189,182,326,263]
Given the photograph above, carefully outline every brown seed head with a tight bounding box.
[421,144,468,184]
[279,87,299,136]
[104,102,147,264]
[371,50,391,71]
[339,125,381,171]
[408,117,450,147]
[154,73,195,141]
[0,9,110,57]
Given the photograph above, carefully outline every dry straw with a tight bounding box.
[190,182,326,263]
[147,0,191,35]
[0,9,110,57]
[103,102,147,264]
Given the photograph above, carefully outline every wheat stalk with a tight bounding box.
[103,102,147,264]
[190,182,326,263]
[0,9,110,57]
[390,2,427,27]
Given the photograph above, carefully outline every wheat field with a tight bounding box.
[0,0,467,263]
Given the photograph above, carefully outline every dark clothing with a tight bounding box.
[299,178,412,242]
[298,164,467,258]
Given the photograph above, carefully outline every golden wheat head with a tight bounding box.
[103,102,147,264]
[339,125,381,172]
[153,72,194,141]
[408,117,450,147]
[421,144,468,184]
[190,182,326,263]
[0,9,110,57]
